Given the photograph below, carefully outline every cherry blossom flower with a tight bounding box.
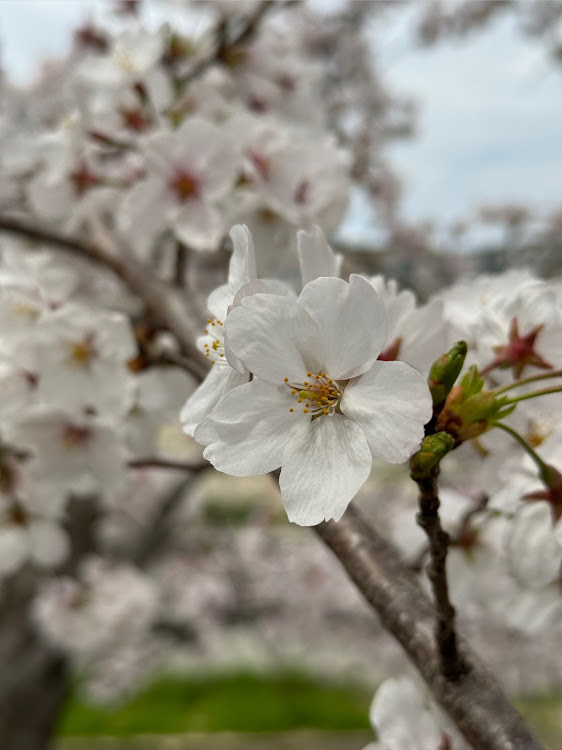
[33,557,157,659]
[369,275,449,377]
[180,224,257,436]
[491,434,562,519]
[363,675,470,750]
[121,116,240,252]
[297,225,341,286]
[181,224,294,436]
[76,26,167,90]
[0,515,69,578]
[6,408,127,505]
[126,366,196,457]
[505,502,562,588]
[195,275,432,525]
[26,303,137,421]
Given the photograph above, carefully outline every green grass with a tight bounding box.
[57,671,372,737]
[515,693,562,750]
[57,672,562,748]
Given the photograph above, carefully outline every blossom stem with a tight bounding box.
[492,369,562,395]
[315,504,544,750]
[178,1,275,86]
[412,466,467,681]
[501,385,562,405]
[492,422,551,477]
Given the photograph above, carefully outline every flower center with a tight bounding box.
[68,335,97,369]
[115,49,137,74]
[69,161,100,197]
[284,371,341,417]
[169,169,200,202]
[481,317,553,378]
[62,423,92,449]
[200,318,227,365]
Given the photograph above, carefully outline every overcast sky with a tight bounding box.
[0,1,560,239]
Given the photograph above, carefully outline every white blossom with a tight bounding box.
[121,116,240,252]
[196,275,432,525]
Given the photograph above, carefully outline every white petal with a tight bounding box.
[143,131,179,177]
[181,366,244,436]
[207,285,231,320]
[279,414,371,526]
[507,503,562,587]
[195,378,303,475]
[228,224,257,294]
[173,201,224,251]
[29,521,70,568]
[225,279,297,375]
[231,278,297,308]
[370,676,444,750]
[226,294,321,383]
[297,225,340,286]
[0,527,27,577]
[28,173,75,222]
[400,299,449,377]
[341,360,432,463]
[120,178,168,239]
[297,275,387,380]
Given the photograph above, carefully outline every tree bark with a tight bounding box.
[315,504,544,750]
[0,569,69,750]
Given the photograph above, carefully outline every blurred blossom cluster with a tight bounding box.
[0,0,560,745]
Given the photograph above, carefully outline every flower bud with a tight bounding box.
[410,432,455,478]
[427,341,467,407]
[435,365,515,444]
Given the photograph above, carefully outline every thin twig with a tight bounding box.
[133,476,194,566]
[87,214,208,378]
[314,504,544,750]
[177,1,275,86]
[410,494,489,572]
[128,457,210,472]
[0,215,122,273]
[0,214,209,381]
[136,350,203,375]
[413,466,467,680]
[172,242,188,287]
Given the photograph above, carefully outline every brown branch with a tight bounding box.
[314,504,544,750]
[133,475,196,567]
[0,215,121,273]
[409,493,489,573]
[414,466,467,679]
[178,1,275,86]
[134,350,204,376]
[127,457,210,472]
[87,214,208,379]
[0,214,209,381]
[172,242,188,287]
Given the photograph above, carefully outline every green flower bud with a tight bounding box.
[428,341,468,407]
[410,432,456,477]
[435,369,516,444]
